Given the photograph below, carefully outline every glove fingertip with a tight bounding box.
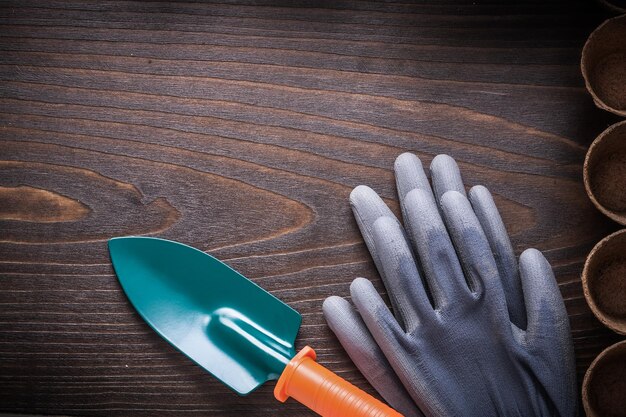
[394,151,419,166]
[322,296,351,318]
[519,248,570,337]
[519,247,546,265]
[323,296,357,334]
[430,153,455,166]
[349,185,377,208]
[430,154,458,181]
[429,154,466,200]
[519,248,556,290]
[468,184,490,202]
[439,189,467,210]
[350,278,385,319]
[350,277,373,298]
[394,152,423,177]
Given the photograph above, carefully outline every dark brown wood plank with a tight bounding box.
[0,1,622,415]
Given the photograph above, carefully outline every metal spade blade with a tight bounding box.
[108,236,302,395]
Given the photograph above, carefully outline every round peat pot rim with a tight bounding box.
[596,0,626,13]
[582,229,626,335]
[583,120,626,226]
[581,14,626,117]
[582,340,626,417]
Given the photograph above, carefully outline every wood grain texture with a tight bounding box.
[0,1,623,415]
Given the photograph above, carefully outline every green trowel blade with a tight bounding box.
[108,237,302,395]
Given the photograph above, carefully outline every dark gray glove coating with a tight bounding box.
[323,153,577,417]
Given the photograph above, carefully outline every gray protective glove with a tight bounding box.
[323,153,577,417]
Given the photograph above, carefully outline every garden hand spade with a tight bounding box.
[108,236,401,417]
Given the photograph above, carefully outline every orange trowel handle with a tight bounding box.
[274,346,403,417]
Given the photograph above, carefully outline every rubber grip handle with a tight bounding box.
[275,346,403,417]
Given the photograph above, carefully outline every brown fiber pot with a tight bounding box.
[581,15,626,117]
[582,340,626,417]
[583,120,626,225]
[582,229,626,335]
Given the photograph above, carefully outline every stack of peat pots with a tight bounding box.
[579,12,626,417]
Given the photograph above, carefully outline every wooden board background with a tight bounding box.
[0,1,624,415]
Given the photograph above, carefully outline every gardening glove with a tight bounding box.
[323,153,577,417]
